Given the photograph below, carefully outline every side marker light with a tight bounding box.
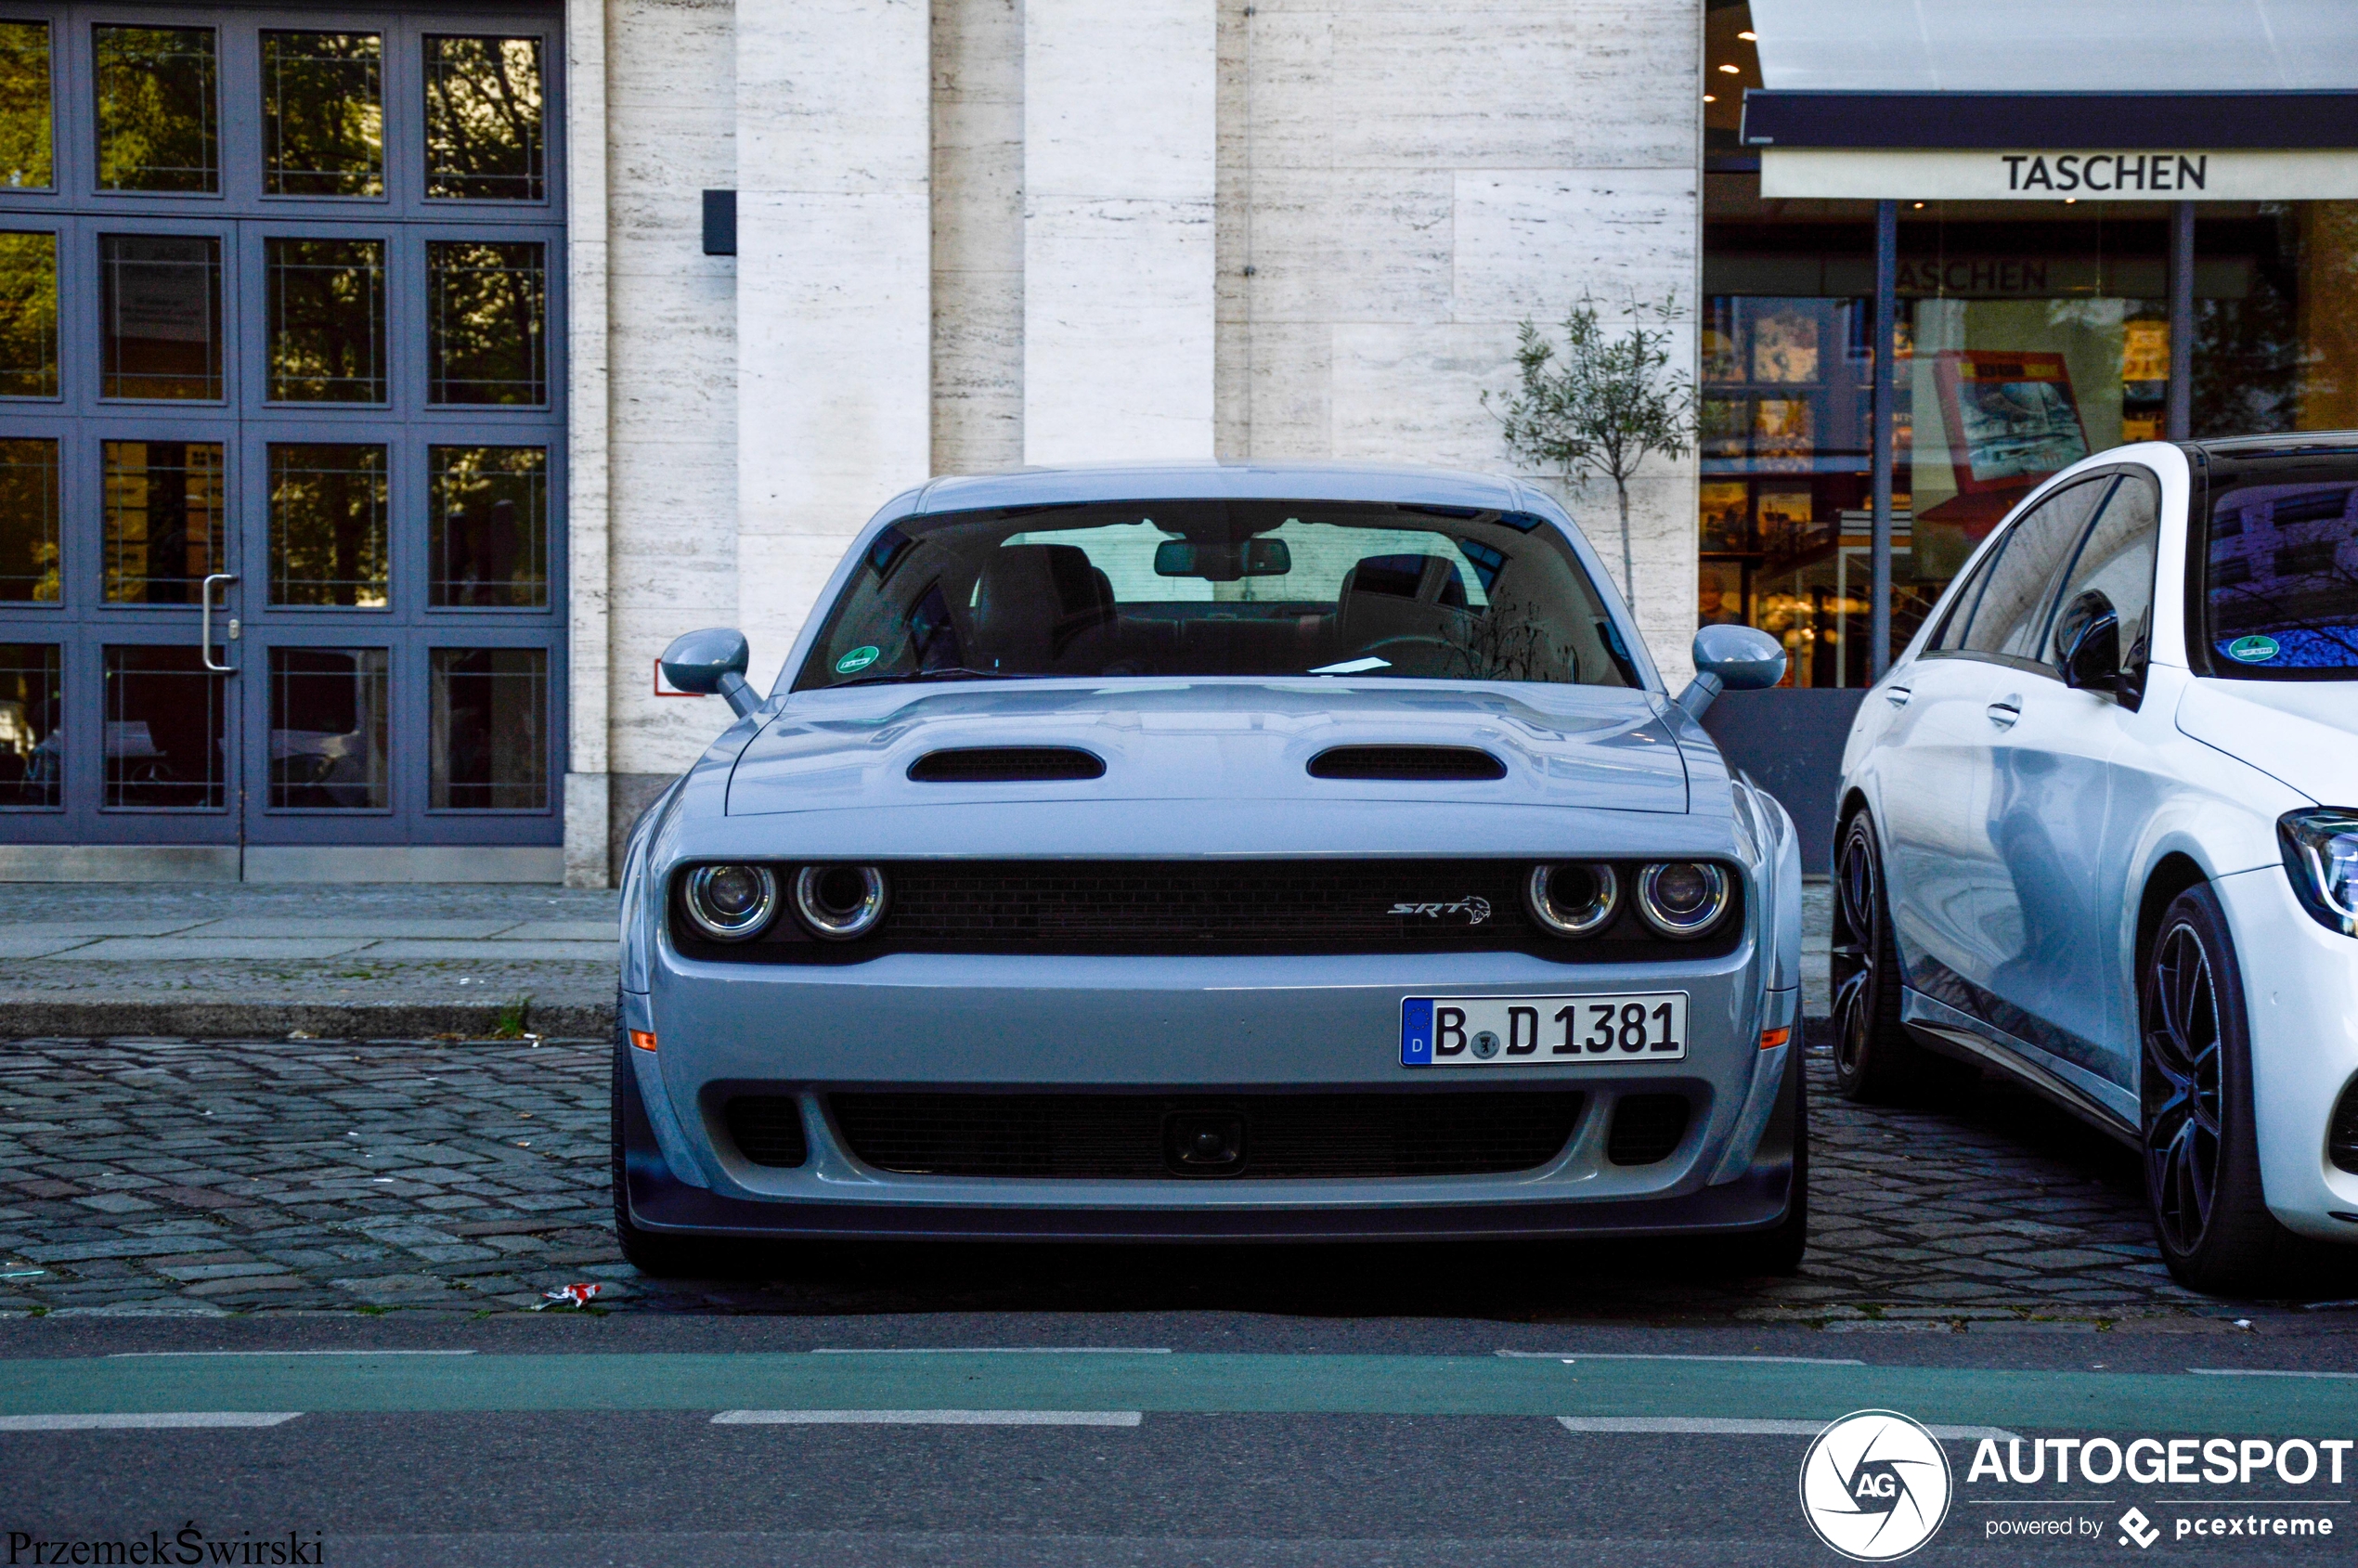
[1758,1026,1791,1051]
[629,1030,657,1053]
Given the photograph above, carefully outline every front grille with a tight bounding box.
[827,1090,1584,1179]
[1308,745,1506,781]
[674,860,1743,961]
[908,746,1106,783]
[1606,1093,1691,1165]
[723,1095,810,1167]
[2331,1080,2358,1174]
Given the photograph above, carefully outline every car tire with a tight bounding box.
[610,1009,722,1280]
[1830,809,1943,1103]
[2140,886,2336,1297]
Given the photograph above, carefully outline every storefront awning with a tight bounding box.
[1743,0,2358,196]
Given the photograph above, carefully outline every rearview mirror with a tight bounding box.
[1676,624,1787,719]
[659,628,760,718]
[2054,590,2119,693]
[1154,538,1291,581]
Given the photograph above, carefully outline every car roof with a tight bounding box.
[907,460,1538,515]
[2187,431,2358,463]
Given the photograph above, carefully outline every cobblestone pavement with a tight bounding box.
[1,1027,2311,1325]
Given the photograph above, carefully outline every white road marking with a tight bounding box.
[1497,1351,1866,1366]
[713,1409,1144,1427]
[1557,1416,2017,1440]
[2190,1367,2358,1379]
[815,1339,1173,1348]
[108,1350,478,1358]
[0,1412,303,1431]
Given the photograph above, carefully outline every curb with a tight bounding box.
[0,998,615,1041]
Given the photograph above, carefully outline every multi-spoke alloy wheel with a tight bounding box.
[2141,920,2222,1257]
[2136,886,2323,1296]
[1829,810,1932,1101]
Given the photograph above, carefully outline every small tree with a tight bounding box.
[1483,292,1696,617]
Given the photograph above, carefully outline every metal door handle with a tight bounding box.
[1885,686,1911,707]
[201,573,237,674]
[1986,695,2021,728]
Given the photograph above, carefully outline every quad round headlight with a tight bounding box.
[793,863,888,940]
[683,863,779,941]
[1526,862,1620,938]
[1636,861,1731,939]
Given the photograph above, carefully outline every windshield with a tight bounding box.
[792,499,1639,691]
[2198,465,2358,680]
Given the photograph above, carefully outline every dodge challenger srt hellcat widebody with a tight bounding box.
[613,461,1805,1276]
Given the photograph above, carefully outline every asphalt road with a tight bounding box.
[4,1314,2357,1565]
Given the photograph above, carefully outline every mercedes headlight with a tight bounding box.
[2280,810,2358,938]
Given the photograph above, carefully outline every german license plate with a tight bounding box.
[1401,993,1689,1067]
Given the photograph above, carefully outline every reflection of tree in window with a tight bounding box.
[262,32,382,197]
[94,26,216,192]
[0,641,58,807]
[270,647,387,809]
[267,238,383,401]
[269,444,388,607]
[0,22,50,189]
[102,440,223,603]
[100,235,221,399]
[427,241,544,404]
[431,446,546,606]
[0,231,56,395]
[423,36,542,201]
[0,437,56,602]
[431,647,546,810]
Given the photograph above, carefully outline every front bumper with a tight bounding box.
[2213,865,2358,1241]
[617,944,1801,1243]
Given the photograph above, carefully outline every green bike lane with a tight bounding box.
[5,1351,2355,1435]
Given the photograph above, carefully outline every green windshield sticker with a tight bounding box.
[2225,634,2280,664]
[834,645,881,674]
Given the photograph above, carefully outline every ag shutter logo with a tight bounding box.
[1799,1410,1954,1562]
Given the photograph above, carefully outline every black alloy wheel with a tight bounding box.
[2138,887,2330,1296]
[1829,810,1938,1102]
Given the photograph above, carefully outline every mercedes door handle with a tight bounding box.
[201,572,238,674]
[1884,686,1911,707]
[1986,694,2021,729]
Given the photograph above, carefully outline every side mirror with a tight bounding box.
[2054,590,2119,693]
[660,628,761,718]
[1676,623,1787,719]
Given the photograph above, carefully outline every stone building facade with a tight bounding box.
[566,0,1705,887]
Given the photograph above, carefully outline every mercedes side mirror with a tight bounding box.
[660,628,761,718]
[1677,623,1787,719]
[2054,590,2120,693]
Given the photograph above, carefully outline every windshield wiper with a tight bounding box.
[830,666,1019,688]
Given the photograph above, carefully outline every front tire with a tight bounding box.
[1830,810,1943,1102]
[2140,886,2324,1296]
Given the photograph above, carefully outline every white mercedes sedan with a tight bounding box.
[1835,434,2358,1295]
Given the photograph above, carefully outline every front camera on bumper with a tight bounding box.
[1636,862,1730,939]
[793,863,889,940]
[1526,862,1620,938]
[684,864,780,941]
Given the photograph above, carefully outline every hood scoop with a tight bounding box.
[1307,745,1507,782]
[906,745,1108,784]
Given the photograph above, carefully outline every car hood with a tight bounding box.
[724,680,1689,818]
[2176,676,2358,806]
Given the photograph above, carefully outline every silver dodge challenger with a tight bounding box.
[614,462,1807,1275]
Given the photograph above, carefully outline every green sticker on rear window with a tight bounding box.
[834,644,881,674]
[2225,634,2280,664]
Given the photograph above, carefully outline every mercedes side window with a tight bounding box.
[1955,478,2114,663]
[2044,471,2160,682]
